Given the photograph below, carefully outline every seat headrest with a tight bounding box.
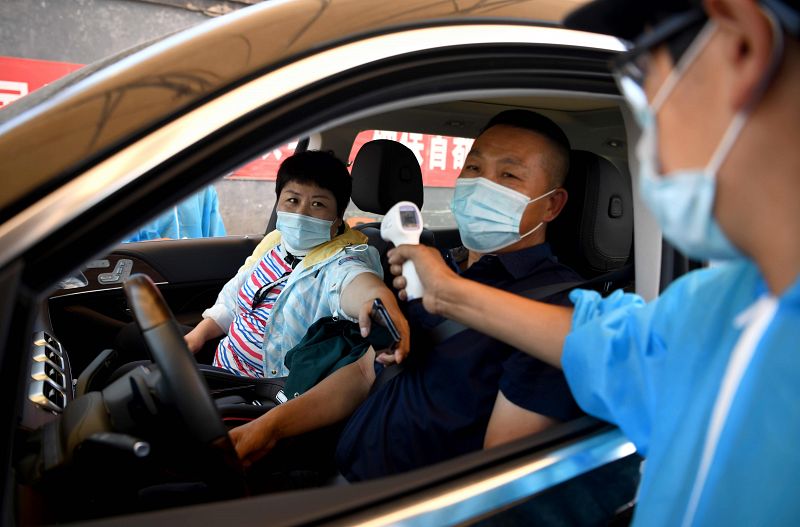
[547,150,633,277]
[351,140,424,214]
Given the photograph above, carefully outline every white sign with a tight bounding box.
[0,80,29,108]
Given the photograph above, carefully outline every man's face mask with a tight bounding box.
[630,21,743,261]
[450,176,556,253]
[276,211,333,252]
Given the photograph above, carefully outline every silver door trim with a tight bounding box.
[349,428,636,527]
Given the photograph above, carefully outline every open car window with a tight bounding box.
[122,140,301,241]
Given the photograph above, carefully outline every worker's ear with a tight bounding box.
[704,0,778,110]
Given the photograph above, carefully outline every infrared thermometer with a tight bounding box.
[381,201,424,300]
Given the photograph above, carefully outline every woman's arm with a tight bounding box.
[339,272,411,364]
[184,317,225,354]
[229,348,376,466]
[387,245,572,369]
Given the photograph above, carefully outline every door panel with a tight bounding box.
[48,236,261,374]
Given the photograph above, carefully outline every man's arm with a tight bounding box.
[387,245,571,369]
[484,391,559,449]
[229,348,376,466]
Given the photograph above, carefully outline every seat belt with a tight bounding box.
[368,280,581,396]
[428,263,633,345]
[368,263,633,395]
[426,279,586,344]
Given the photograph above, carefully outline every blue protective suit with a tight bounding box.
[563,260,800,526]
[125,186,226,241]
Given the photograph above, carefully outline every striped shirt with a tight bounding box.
[202,228,382,378]
[213,245,295,377]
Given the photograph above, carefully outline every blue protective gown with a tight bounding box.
[563,260,800,526]
[125,186,226,241]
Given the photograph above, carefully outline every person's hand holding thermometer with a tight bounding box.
[381,201,424,300]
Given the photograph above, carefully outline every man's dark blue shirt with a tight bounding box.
[335,242,584,481]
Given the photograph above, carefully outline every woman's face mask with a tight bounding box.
[276,211,334,251]
[275,181,339,252]
[450,176,556,253]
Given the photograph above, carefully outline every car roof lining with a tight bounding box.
[258,89,627,231]
[309,89,629,164]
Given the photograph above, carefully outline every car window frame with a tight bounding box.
[4,23,645,526]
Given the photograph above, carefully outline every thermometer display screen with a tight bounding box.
[400,209,419,228]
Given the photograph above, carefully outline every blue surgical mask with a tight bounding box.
[634,21,744,261]
[451,177,556,253]
[276,211,333,251]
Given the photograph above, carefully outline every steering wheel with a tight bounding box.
[123,274,246,495]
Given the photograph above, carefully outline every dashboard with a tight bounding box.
[18,240,254,433]
[19,256,152,431]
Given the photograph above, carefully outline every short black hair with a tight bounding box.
[480,110,571,187]
[275,150,352,217]
[565,0,800,42]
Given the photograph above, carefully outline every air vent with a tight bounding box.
[30,331,67,412]
[28,380,66,413]
[31,360,65,388]
[32,344,63,369]
[33,331,62,353]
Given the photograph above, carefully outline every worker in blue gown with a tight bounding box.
[125,186,226,241]
[387,0,800,525]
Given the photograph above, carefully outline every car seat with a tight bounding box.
[349,139,436,284]
[547,150,634,289]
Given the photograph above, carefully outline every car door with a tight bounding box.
[0,3,656,525]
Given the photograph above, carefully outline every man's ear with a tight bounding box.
[543,188,568,222]
[705,0,778,110]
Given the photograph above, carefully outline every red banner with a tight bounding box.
[349,130,473,188]
[228,140,299,180]
[0,56,83,108]
[225,131,472,188]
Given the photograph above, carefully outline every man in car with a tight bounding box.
[386,0,800,524]
[229,110,585,479]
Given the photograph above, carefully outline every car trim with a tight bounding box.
[48,281,169,299]
[349,428,636,527]
[0,25,623,271]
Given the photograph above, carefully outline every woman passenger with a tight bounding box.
[184,150,408,378]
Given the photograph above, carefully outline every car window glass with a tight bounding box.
[344,129,474,229]
[122,139,299,241]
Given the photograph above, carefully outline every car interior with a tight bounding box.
[14,93,646,524]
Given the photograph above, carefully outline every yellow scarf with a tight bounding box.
[237,223,368,273]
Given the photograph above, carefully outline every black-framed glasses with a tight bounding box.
[611,7,707,88]
[611,7,715,126]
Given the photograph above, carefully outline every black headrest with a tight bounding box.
[547,150,633,277]
[351,140,424,214]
